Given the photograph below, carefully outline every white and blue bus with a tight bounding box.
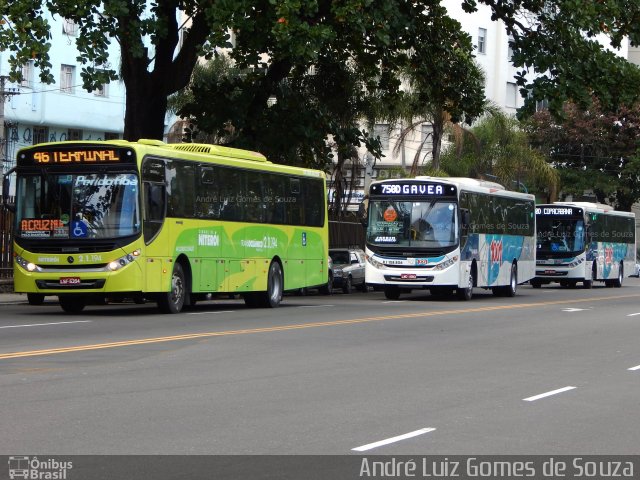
[533,202,636,288]
[364,177,536,300]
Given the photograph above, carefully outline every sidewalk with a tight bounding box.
[0,280,27,303]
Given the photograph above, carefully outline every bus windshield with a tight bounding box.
[367,199,458,248]
[536,216,585,254]
[15,172,141,239]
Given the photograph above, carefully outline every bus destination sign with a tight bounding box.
[535,206,582,216]
[370,182,456,197]
[18,147,135,166]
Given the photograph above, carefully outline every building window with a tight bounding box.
[421,124,433,152]
[104,132,119,140]
[60,65,75,94]
[507,36,514,62]
[477,28,487,54]
[67,129,83,141]
[373,124,390,151]
[94,82,108,97]
[33,126,49,145]
[536,99,549,112]
[506,82,518,108]
[62,18,77,36]
[21,61,34,88]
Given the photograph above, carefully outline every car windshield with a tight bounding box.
[15,172,141,239]
[330,251,350,265]
[536,217,585,254]
[367,199,459,248]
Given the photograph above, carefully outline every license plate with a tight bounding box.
[401,273,417,279]
[544,270,556,274]
[60,277,81,285]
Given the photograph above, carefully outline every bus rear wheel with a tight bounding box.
[493,263,517,297]
[245,261,283,308]
[158,263,186,314]
[613,262,623,288]
[59,295,86,314]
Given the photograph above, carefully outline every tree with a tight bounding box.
[438,111,559,194]
[525,99,640,211]
[3,0,640,141]
[468,0,640,118]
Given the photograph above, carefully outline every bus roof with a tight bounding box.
[540,201,636,218]
[373,176,534,200]
[16,139,325,179]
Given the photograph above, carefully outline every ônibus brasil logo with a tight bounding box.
[8,456,73,480]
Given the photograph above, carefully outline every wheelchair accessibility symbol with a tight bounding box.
[71,221,88,238]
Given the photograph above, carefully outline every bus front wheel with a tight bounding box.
[384,286,401,300]
[27,293,45,305]
[457,270,474,301]
[158,263,186,314]
[59,295,86,314]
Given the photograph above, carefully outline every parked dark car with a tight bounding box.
[329,247,367,293]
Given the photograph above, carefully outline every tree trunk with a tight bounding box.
[123,79,169,141]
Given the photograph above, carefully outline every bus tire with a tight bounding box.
[583,262,595,289]
[247,261,284,308]
[384,286,401,300]
[457,270,474,301]
[59,295,85,314]
[27,293,45,306]
[494,263,517,297]
[319,272,333,295]
[613,262,623,288]
[158,262,186,314]
[504,263,518,297]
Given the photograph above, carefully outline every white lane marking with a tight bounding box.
[300,305,335,308]
[187,311,236,315]
[523,386,576,402]
[0,321,92,329]
[628,365,640,371]
[383,301,407,304]
[352,428,436,452]
[562,308,590,312]
[627,313,640,317]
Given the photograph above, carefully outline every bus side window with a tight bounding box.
[143,182,166,243]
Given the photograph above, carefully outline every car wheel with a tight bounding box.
[342,276,352,294]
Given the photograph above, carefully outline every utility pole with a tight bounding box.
[0,75,18,190]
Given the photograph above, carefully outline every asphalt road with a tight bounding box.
[1,279,640,455]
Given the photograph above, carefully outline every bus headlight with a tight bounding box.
[15,255,42,272]
[433,256,458,271]
[366,254,385,269]
[566,258,584,268]
[106,249,140,272]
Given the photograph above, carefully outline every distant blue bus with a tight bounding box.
[364,177,536,300]
[533,202,636,288]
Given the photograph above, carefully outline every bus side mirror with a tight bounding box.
[2,172,16,213]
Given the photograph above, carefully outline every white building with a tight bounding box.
[0,14,127,177]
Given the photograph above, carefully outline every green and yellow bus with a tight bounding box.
[2,140,329,313]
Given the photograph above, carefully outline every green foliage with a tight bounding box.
[438,111,559,193]
[526,99,640,210]
[469,0,640,119]
[3,0,640,143]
